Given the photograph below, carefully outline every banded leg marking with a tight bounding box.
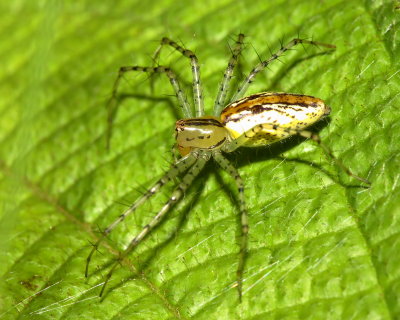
[98,157,207,297]
[226,123,370,184]
[85,153,197,278]
[154,37,204,117]
[214,33,245,116]
[231,38,336,102]
[106,65,192,149]
[213,152,248,302]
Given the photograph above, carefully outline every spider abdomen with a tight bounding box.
[221,92,330,147]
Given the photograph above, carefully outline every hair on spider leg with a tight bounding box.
[250,41,264,65]
[159,150,178,168]
[299,38,309,54]
[277,156,369,189]
[106,91,181,149]
[113,198,136,208]
[227,40,235,57]
[265,40,274,59]
[226,33,245,53]
[226,32,239,43]
[214,33,246,116]
[154,35,192,66]
[86,239,104,256]
[89,224,113,244]
[137,185,206,266]
[268,51,334,89]
[85,228,115,279]
[278,36,285,51]
[107,67,158,116]
[296,30,302,43]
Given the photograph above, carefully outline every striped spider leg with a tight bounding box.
[153,37,204,116]
[105,65,192,150]
[86,34,369,301]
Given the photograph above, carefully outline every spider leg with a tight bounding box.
[225,123,370,184]
[230,38,336,102]
[213,152,248,302]
[106,65,192,149]
[153,37,204,117]
[85,153,198,278]
[98,155,207,297]
[213,34,245,117]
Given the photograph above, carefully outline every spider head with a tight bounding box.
[175,117,231,156]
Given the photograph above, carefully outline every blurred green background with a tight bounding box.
[0,0,399,319]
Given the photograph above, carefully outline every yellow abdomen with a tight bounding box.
[220,92,330,146]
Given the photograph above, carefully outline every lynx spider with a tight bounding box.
[85,34,369,300]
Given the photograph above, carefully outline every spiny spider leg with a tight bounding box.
[230,39,336,102]
[213,152,248,302]
[99,156,208,297]
[93,33,364,303]
[225,123,370,184]
[153,37,204,117]
[106,65,192,149]
[214,34,245,117]
[85,153,197,278]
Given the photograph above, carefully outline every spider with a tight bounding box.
[85,34,369,301]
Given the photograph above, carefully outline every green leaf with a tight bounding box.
[1,0,399,319]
